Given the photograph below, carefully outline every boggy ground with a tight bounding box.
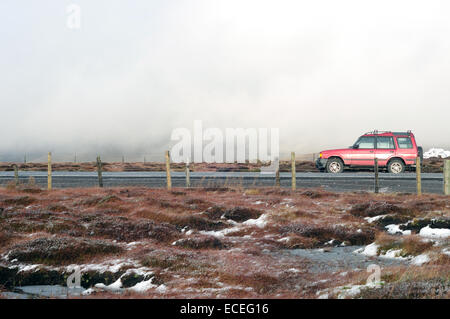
[0,185,448,299]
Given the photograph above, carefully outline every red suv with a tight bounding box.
[316,131,423,174]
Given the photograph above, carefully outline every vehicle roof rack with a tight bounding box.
[364,130,412,136]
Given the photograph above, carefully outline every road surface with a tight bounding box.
[0,171,445,194]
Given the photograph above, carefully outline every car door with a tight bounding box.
[375,136,396,166]
[350,136,375,166]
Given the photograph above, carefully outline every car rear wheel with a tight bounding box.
[326,158,344,173]
[387,159,405,174]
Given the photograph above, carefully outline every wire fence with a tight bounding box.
[0,152,448,195]
[0,171,445,194]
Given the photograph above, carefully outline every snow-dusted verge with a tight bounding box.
[423,148,450,159]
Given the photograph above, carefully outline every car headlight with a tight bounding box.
[319,153,323,158]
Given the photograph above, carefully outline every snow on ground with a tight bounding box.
[243,214,269,228]
[381,249,408,260]
[411,254,430,266]
[423,148,450,159]
[128,278,158,293]
[199,226,242,239]
[354,243,408,260]
[354,243,378,256]
[364,215,385,223]
[95,278,122,292]
[419,226,450,239]
[385,224,411,235]
[317,281,383,299]
[66,259,141,274]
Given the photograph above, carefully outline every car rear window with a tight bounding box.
[377,136,395,149]
[397,137,413,149]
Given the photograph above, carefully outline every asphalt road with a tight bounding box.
[0,171,445,194]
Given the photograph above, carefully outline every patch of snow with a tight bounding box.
[17,264,40,273]
[419,226,450,238]
[335,281,383,299]
[355,243,379,256]
[385,224,411,235]
[381,249,405,259]
[128,278,157,293]
[411,254,430,266]
[155,284,167,293]
[82,288,95,295]
[66,259,141,274]
[338,285,362,298]
[200,226,241,238]
[243,214,269,228]
[423,148,450,159]
[364,215,385,223]
[287,268,300,273]
[95,278,122,292]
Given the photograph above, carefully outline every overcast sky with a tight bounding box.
[1,0,449,161]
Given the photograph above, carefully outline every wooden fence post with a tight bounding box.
[185,158,191,188]
[96,156,103,188]
[48,152,52,190]
[444,159,450,195]
[291,152,296,190]
[275,164,280,187]
[13,164,19,186]
[374,158,379,194]
[165,151,172,190]
[416,157,422,195]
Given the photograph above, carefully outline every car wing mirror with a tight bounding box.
[352,145,359,149]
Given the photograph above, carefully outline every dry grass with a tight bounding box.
[0,185,448,299]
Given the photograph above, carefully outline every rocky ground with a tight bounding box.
[0,183,448,299]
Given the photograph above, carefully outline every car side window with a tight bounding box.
[377,136,395,149]
[397,137,413,149]
[355,136,375,149]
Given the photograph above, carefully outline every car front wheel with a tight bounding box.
[326,158,344,173]
[387,159,405,174]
